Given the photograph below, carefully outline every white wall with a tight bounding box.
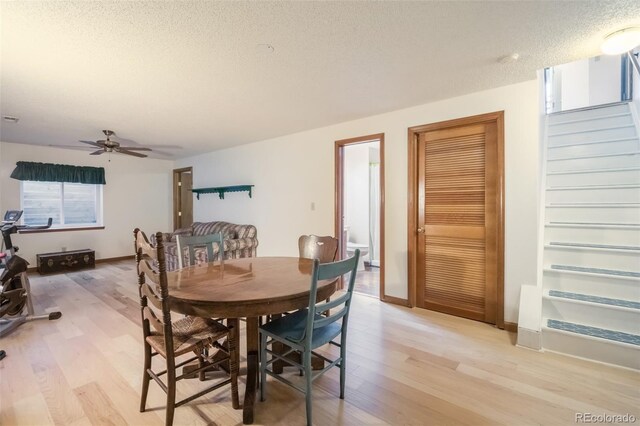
[558,60,590,111]
[0,142,173,264]
[176,79,540,323]
[344,142,373,246]
[589,55,622,106]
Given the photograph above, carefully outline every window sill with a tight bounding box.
[19,226,105,234]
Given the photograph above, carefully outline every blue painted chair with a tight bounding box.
[259,250,360,426]
[176,232,224,269]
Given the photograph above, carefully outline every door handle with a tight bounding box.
[417,227,424,233]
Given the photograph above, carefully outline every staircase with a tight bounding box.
[540,101,640,370]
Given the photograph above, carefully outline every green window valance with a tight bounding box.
[10,161,106,185]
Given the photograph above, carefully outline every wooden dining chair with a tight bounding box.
[134,229,239,426]
[259,250,360,426]
[176,232,224,269]
[298,235,339,263]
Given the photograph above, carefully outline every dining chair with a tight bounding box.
[259,249,360,426]
[298,234,339,263]
[134,229,239,426]
[176,232,224,269]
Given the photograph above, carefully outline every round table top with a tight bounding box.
[166,257,337,318]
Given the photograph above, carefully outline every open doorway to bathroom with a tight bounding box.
[335,134,384,299]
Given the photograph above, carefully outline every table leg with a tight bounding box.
[243,317,259,424]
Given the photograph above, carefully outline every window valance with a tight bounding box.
[10,161,106,185]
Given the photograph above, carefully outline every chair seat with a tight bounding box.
[260,309,341,349]
[146,316,229,357]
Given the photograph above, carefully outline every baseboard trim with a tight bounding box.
[504,321,518,333]
[382,295,411,307]
[96,255,135,264]
[26,255,134,273]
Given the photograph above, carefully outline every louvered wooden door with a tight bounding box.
[414,115,502,324]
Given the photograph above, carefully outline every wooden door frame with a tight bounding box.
[335,133,385,300]
[407,112,505,328]
[172,166,193,230]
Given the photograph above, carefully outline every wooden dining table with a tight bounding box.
[165,256,337,424]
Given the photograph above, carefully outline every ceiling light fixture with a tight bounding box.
[498,53,520,64]
[3,116,19,123]
[601,27,640,55]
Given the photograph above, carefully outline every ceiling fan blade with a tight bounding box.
[117,147,152,151]
[79,140,104,147]
[117,148,147,158]
[89,150,104,156]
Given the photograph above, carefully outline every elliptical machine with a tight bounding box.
[1,210,61,356]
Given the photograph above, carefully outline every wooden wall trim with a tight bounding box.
[504,322,518,333]
[335,133,385,299]
[381,295,411,308]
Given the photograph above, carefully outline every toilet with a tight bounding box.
[346,242,369,271]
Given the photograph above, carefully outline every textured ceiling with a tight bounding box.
[1,1,639,159]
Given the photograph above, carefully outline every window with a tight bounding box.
[21,181,103,228]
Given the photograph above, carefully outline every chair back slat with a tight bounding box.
[314,292,349,312]
[138,259,161,285]
[135,230,158,260]
[177,233,224,269]
[143,305,165,332]
[313,306,348,329]
[298,235,338,263]
[141,282,162,310]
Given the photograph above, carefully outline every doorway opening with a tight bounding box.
[335,134,384,299]
[173,167,193,230]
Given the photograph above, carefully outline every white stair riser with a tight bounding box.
[543,298,640,334]
[548,104,630,123]
[545,206,640,223]
[547,126,636,146]
[544,248,640,272]
[543,270,640,301]
[542,327,640,370]
[545,187,640,203]
[544,226,640,246]
[549,114,634,135]
[547,153,640,173]
[547,169,640,187]
[548,139,639,160]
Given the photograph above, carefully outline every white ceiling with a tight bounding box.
[1,1,639,159]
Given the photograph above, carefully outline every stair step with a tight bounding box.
[546,319,640,346]
[547,290,640,310]
[546,202,640,208]
[549,265,640,279]
[547,136,639,149]
[548,124,635,137]
[548,242,640,251]
[547,166,640,176]
[549,112,631,126]
[546,222,640,229]
[547,183,640,191]
[548,151,640,162]
[547,101,629,118]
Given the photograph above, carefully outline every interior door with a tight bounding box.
[173,168,193,230]
[413,114,503,325]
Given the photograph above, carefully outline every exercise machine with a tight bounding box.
[1,210,61,350]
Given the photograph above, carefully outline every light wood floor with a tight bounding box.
[1,260,638,425]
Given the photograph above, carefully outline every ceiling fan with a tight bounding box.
[79,130,152,158]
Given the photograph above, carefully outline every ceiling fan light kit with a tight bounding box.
[78,129,152,160]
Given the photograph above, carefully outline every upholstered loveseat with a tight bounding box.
[158,221,258,271]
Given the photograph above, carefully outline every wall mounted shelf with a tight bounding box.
[192,185,254,200]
